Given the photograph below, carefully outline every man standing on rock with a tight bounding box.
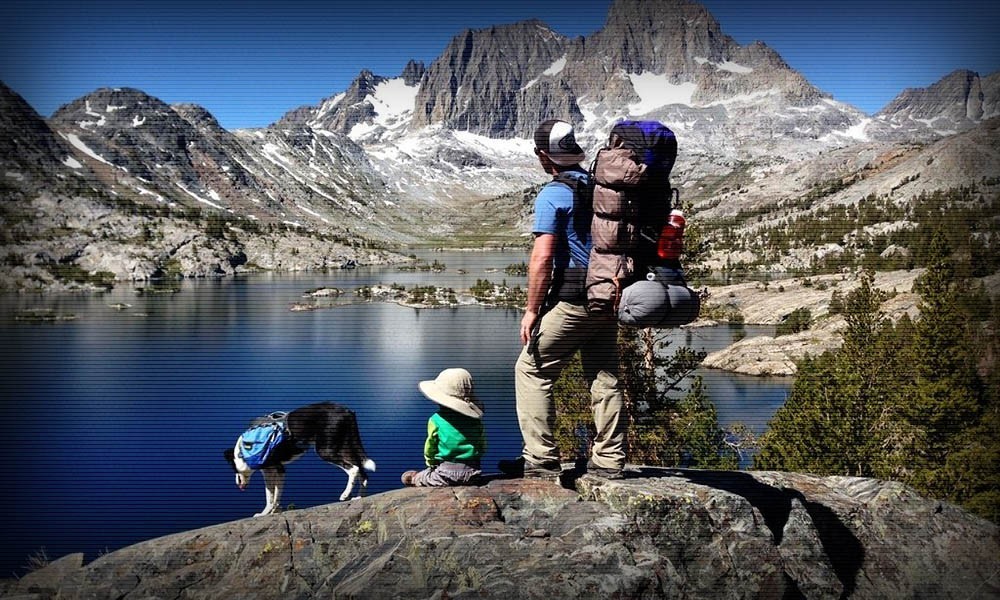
[501,119,627,481]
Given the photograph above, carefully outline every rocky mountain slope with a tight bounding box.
[0,81,92,192]
[687,116,1000,273]
[46,87,394,236]
[7,470,997,599]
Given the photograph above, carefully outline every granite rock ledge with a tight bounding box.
[7,469,998,599]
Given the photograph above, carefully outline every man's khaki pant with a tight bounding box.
[514,301,627,469]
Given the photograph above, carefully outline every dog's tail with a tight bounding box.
[345,410,375,472]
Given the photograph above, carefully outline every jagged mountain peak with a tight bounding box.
[594,0,730,73]
[872,68,999,140]
[343,70,389,105]
[878,69,982,117]
[410,19,573,136]
[400,59,426,86]
[274,65,420,141]
[436,18,570,71]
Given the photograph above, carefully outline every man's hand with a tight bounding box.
[520,309,539,346]
[521,233,555,346]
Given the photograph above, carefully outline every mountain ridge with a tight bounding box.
[1,0,998,291]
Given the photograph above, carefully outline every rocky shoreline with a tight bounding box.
[697,269,925,376]
[0,192,410,293]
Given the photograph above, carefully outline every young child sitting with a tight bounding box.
[401,368,486,487]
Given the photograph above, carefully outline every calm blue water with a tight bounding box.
[0,250,790,576]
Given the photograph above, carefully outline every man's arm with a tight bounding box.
[520,233,556,345]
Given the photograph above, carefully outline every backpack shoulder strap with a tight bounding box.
[550,171,593,233]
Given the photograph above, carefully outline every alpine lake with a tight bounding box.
[0,249,791,576]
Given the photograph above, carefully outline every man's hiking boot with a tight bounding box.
[498,457,562,480]
[401,470,417,486]
[586,460,625,480]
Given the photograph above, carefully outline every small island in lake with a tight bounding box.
[290,278,526,312]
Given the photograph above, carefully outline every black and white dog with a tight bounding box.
[223,402,376,517]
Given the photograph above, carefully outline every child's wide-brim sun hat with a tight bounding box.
[418,368,484,419]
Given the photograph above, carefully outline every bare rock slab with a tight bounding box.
[8,470,998,599]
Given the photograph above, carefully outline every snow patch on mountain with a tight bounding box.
[543,55,567,76]
[369,78,419,125]
[695,57,753,74]
[820,118,872,142]
[451,130,534,157]
[628,72,697,113]
[135,184,166,203]
[314,93,346,121]
[521,55,569,91]
[341,77,419,143]
[704,88,782,107]
[62,133,113,166]
[296,202,331,224]
[176,182,225,210]
[718,60,753,74]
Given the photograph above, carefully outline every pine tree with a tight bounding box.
[940,296,1000,521]
[757,270,901,476]
[615,326,727,467]
[888,232,989,499]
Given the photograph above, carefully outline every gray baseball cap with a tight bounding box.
[534,119,586,166]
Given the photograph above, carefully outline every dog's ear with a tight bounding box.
[223,448,235,462]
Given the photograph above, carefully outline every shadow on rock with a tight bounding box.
[632,466,864,598]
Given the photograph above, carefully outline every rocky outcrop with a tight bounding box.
[0,189,405,291]
[7,469,997,599]
[700,270,923,376]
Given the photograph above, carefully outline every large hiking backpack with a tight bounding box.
[239,417,288,470]
[586,120,678,315]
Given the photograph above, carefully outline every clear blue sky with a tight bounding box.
[2,0,998,130]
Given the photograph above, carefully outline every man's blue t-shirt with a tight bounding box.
[533,170,591,270]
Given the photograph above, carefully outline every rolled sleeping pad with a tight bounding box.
[618,273,700,328]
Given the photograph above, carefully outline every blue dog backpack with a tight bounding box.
[239,422,287,469]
